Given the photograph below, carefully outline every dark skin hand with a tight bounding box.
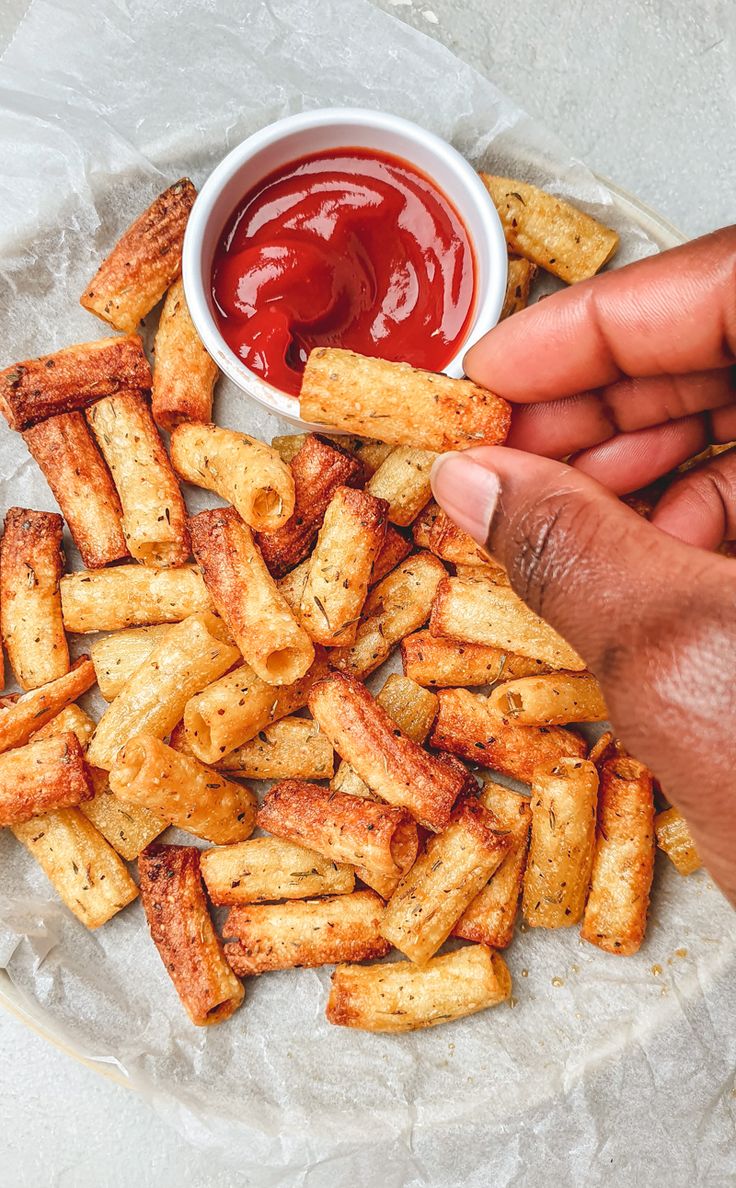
[431,227,736,905]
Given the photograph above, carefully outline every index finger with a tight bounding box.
[465,226,736,402]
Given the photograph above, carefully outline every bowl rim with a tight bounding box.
[182,106,509,430]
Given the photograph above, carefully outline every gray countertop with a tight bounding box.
[0,1,734,1184]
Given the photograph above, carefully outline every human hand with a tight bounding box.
[430,226,736,903]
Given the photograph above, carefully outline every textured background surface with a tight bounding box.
[0,0,734,1185]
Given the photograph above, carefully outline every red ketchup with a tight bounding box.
[211,148,475,397]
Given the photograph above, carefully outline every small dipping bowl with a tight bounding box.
[183,107,508,429]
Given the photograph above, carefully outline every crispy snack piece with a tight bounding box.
[87,390,190,566]
[138,843,244,1026]
[109,734,257,845]
[426,508,490,566]
[381,799,512,964]
[22,413,129,567]
[201,836,355,906]
[171,422,295,533]
[300,347,511,452]
[86,612,239,771]
[401,630,553,688]
[332,674,437,801]
[32,704,167,860]
[258,779,419,879]
[522,757,599,927]
[490,671,608,725]
[216,717,333,780]
[412,500,440,549]
[300,486,388,646]
[223,890,389,975]
[430,573,585,671]
[12,809,138,929]
[365,446,436,526]
[1,508,69,690]
[581,757,655,955]
[61,564,211,632]
[0,335,152,430]
[81,179,197,332]
[501,254,538,319]
[654,807,702,876]
[0,658,95,753]
[430,688,586,784]
[271,433,393,476]
[0,733,93,827]
[190,507,314,685]
[453,781,531,948]
[152,278,218,429]
[255,434,363,578]
[370,526,412,583]
[183,651,330,764]
[332,551,447,678]
[480,175,620,284]
[327,944,511,1032]
[309,671,465,831]
[91,624,175,700]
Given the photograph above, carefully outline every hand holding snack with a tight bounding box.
[431,226,736,903]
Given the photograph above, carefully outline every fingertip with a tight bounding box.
[430,451,501,546]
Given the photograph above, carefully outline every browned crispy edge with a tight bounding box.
[0,732,94,826]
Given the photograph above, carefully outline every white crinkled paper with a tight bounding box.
[0,2,734,1184]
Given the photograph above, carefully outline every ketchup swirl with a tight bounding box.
[211,148,475,396]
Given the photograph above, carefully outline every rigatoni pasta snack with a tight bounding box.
[1,508,69,690]
[61,564,211,632]
[333,551,446,678]
[522,758,599,927]
[217,717,333,781]
[138,843,244,1026]
[109,735,257,845]
[332,673,437,800]
[381,799,511,964]
[22,413,129,567]
[430,572,585,671]
[489,671,608,725]
[327,944,511,1033]
[81,178,197,332]
[152,278,218,429]
[170,422,295,532]
[370,526,412,584]
[0,335,152,430]
[201,836,354,906]
[0,733,93,827]
[12,809,138,929]
[426,508,490,567]
[32,704,167,861]
[255,434,363,577]
[300,348,511,452]
[655,807,702,876]
[480,175,620,283]
[189,507,314,685]
[430,688,586,783]
[453,781,532,948]
[87,391,190,566]
[91,624,175,700]
[309,671,466,831]
[501,254,538,318]
[581,757,655,955]
[223,891,390,975]
[299,486,388,646]
[86,612,239,770]
[365,446,436,526]
[257,780,419,880]
[0,657,95,753]
[401,630,553,688]
[182,651,330,764]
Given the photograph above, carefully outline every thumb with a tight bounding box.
[429,445,718,680]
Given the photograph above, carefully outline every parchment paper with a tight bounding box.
[0,2,734,1184]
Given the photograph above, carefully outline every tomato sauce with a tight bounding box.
[211,148,475,396]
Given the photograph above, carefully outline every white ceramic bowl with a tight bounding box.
[182,107,508,429]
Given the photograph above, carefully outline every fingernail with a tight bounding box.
[430,452,500,546]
